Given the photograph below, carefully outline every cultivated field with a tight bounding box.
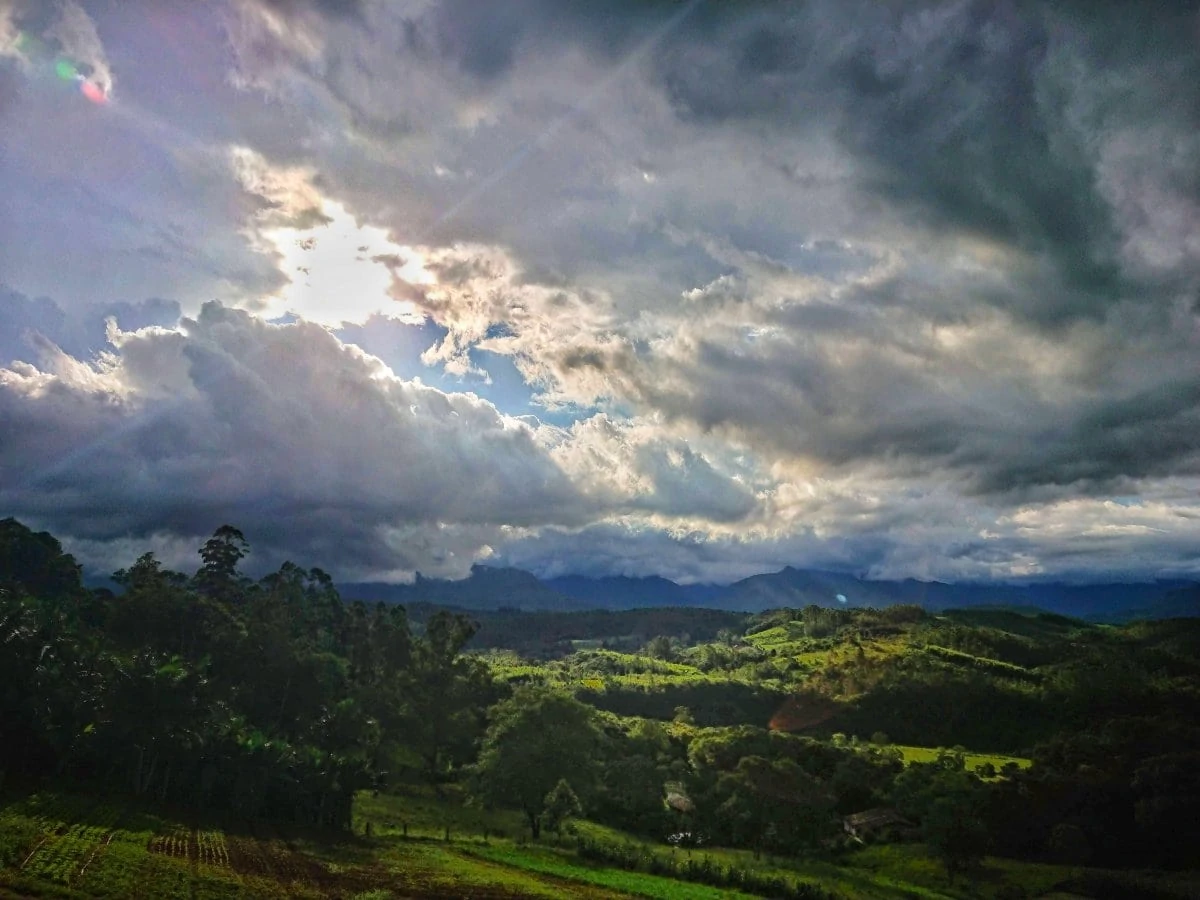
[4,787,1199,900]
[0,788,630,899]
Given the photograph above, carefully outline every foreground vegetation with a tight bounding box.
[3,786,1199,900]
[3,517,1200,897]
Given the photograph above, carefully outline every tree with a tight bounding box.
[542,779,582,835]
[472,686,602,838]
[0,517,491,830]
[1048,823,1091,864]
[924,795,989,876]
[0,518,84,601]
[110,553,195,655]
[405,611,495,783]
[593,754,671,835]
[646,634,674,661]
[1132,751,1200,865]
[195,525,250,604]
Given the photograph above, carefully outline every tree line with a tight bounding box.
[0,519,493,827]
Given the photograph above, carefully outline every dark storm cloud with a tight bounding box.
[545,230,1200,503]
[653,0,1200,327]
[622,331,979,471]
[424,0,719,80]
[613,318,1200,501]
[127,0,1200,513]
[978,375,1200,494]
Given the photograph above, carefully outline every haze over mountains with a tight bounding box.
[340,566,1200,622]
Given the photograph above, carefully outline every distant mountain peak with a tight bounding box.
[339,566,1200,620]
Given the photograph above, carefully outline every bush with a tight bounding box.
[0,815,40,867]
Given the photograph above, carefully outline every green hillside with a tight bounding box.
[3,519,1199,898]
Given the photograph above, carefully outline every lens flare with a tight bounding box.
[768,694,838,732]
[11,31,109,106]
[80,80,107,104]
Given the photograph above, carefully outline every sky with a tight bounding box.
[1,0,1199,585]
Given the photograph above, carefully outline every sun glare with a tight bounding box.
[260,200,432,327]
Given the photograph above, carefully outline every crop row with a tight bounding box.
[197,828,230,867]
[81,835,243,900]
[21,801,125,886]
[2,793,344,900]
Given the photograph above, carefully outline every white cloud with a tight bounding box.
[0,303,592,580]
[548,413,760,523]
[0,4,19,59]
[230,146,330,229]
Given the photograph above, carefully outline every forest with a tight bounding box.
[2,517,1200,899]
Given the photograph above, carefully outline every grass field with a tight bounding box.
[3,786,1198,900]
[466,845,761,900]
[889,745,1032,774]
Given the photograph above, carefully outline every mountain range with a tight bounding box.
[338,566,1200,622]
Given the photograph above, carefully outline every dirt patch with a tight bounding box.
[224,835,272,877]
[225,833,383,897]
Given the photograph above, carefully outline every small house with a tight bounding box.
[842,807,911,841]
[664,781,695,814]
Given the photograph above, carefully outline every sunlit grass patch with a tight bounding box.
[467,844,759,900]
[888,745,1031,775]
[378,841,599,899]
[354,785,526,843]
[744,624,802,647]
[846,843,1080,900]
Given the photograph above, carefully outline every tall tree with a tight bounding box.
[405,611,494,783]
[472,686,602,838]
[195,525,250,605]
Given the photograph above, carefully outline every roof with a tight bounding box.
[665,791,694,813]
[843,807,908,829]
